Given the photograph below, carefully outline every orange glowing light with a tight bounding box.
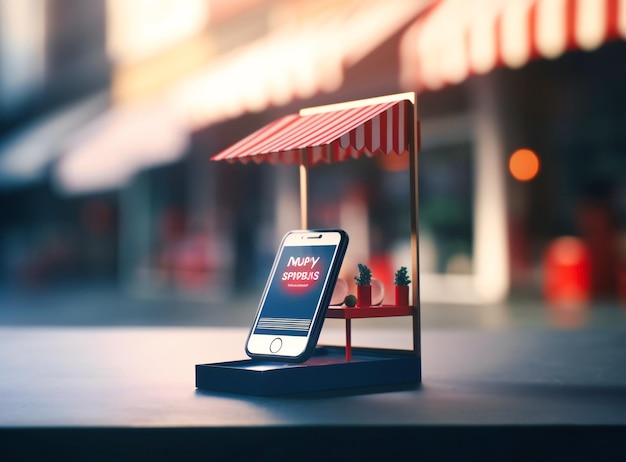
[509,149,540,181]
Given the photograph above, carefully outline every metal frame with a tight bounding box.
[299,92,420,356]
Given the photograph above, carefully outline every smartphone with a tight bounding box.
[246,229,348,362]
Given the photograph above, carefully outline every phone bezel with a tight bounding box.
[245,229,348,362]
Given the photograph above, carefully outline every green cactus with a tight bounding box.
[394,266,411,286]
[354,263,372,286]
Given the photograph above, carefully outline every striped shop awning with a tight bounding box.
[210,99,412,166]
[400,0,626,91]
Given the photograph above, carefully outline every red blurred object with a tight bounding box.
[543,237,591,307]
[578,199,619,299]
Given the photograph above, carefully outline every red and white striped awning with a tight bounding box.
[400,0,626,91]
[211,99,412,166]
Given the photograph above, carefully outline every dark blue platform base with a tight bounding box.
[195,346,421,396]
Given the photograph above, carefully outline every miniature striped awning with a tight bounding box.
[210,99,412,166]
[400,0,626,91]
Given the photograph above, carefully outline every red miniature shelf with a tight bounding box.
[326,305,416,361]
[326,305,415,319]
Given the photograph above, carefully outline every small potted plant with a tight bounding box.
[354,263,372,307]
[394,266,411,306]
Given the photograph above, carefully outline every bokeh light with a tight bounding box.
[509,148,540,181]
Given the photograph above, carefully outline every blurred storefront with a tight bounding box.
[0,0,113,289]
[0,0,625,309]
[0,0,432,300]
[397,0,626,304]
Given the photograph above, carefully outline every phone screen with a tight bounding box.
[254,243,338,337]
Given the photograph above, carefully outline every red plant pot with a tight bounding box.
[356,285,372,307]
[395,285,409,306]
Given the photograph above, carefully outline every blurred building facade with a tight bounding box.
[0,0,625,308]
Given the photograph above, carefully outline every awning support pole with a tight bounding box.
[408,97,421,358]
[299,156,308,230]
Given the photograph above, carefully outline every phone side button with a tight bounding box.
[269,338,283,353]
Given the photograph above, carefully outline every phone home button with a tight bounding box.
[269,338,283,353]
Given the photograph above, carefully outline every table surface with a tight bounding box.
[1,323,625,427]
[1,323,625,459]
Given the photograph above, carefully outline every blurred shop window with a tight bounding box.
[79,199,118,279]
[150,216,233,298]
[15,225,78,288]
[0,193,119,289]
[419,142,474,275]
[415,96,509,305]
[301,109,509,306]
[577,181,622,300]
[155,210,225,291]
[121,161,234,301]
